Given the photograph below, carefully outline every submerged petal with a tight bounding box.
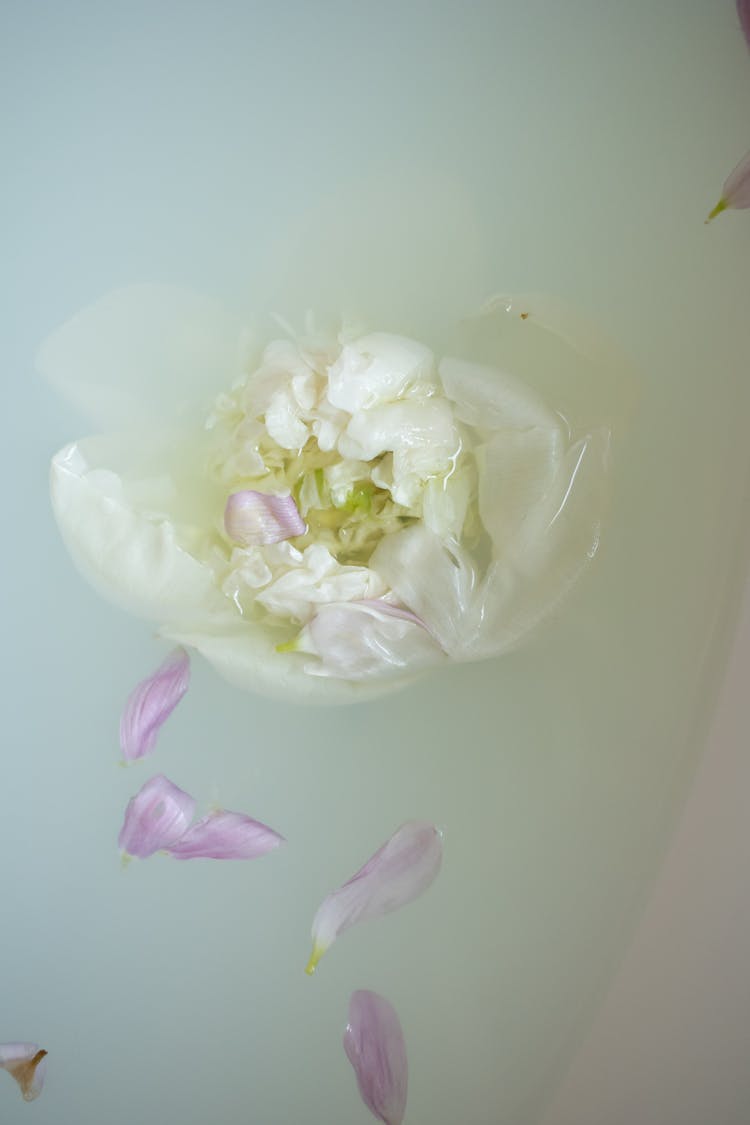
[306,821,442,973]
[0,1043,48,1102]
[118,774,196,859]
[343,991,408,1125]
[119,648,190,762]
[706,148,750,221]
[739,0,750,51]
[166,810,284,860]
[224,490,305,546]
[295,600,443,680]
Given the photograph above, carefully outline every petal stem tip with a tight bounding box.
[305,945,324,975]
[706,198,728,224]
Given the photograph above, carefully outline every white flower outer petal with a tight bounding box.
[51,442,231,625]
[38,284,245,430]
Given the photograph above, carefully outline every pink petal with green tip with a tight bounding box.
[166,810,284,860]
[118,774,196,859]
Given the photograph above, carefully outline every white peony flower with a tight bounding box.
[43,285,614,704]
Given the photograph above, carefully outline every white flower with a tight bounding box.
[43,285,614,704]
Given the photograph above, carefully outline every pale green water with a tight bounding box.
[3,1,750,1123]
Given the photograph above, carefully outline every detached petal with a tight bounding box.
[118,774,196,859]
[306,821,442,974]
[706,149,750,222]
[119,648,190,762]
[166,810,284,860]
[343,992,408,1125]
[224,490,305,546]
[739,0,750,51]
[0,1043,48,1102]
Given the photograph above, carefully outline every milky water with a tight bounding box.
[3,1,750,1123]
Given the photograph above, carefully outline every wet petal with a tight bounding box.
[166,810,284,860]
[0,1044,48,1102]
[50,441,232,626]
[306,820,442,973]
[224,490,305,546]
[327,332,434,413]
[119,648,190,762]
[343,991,408,1125]
[294,600,443,680]
[438,355,559,431]
[739,0,750,51]
[118,774,196,859]
[369,526,476,655]
[37,284,244,430]
[706,148,750,222]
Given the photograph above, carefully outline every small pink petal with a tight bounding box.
[119,647,190,762]
[306,821,442,974]
[165,810,285,860]
[118,774,196,859]
[0,1043,48,1102]
[224,490,305,546]
[739,0,750,50]
[343,991,408,1125]
[706,148,750,222]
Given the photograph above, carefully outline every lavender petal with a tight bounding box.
[224,490,305,546]
[166,810,284,860]
[118,774,196,859]
[120,647,190,762]
[343,991,408,1125]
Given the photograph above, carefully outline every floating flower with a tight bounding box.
[44,285,613,703]
[306,821,442,974]
[118,774,196,859]
[119,647,190,762]
[343,991,408,1125]
[706,148,750,222]
[118,774,283,861]
[0,1043,48,1102]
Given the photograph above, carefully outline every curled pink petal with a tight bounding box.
[224,490,305,546]
[118,774,196,859]
[706,148,750,221]
[739,0,750,50]
[306,821,442,974]
[0,1043,48,1102]
[343,991,408,1125]
[165,810,284,860]
[119,647,190,762]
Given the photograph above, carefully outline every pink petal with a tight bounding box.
[0,1043,48,1102]
[706,148,750,222]
[165,810,284,860]
[224,490,305,546]
[739,0,750,50]
[118,774,196,859]
[343,992,408,1125]
[119,647,190,762]
[306,821,442,974]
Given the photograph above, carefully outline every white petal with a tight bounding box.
[38,284,244,430]
[256,545,385,623]
[264,389,310,449]
[438,356,559,432]
[296,601,444,680]
[338,398,458,467]
[476,424,566,557]
[51,442,231,625]
[161,622,412,704]
[369,526,476,655]
[326,332,434,413]
[465,430,610,656]
[421,468,473,540]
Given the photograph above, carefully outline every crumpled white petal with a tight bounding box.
[295,600,444,679]
[327,332,434,413]
[256,544,386,623]
[0,1044,48,1102]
